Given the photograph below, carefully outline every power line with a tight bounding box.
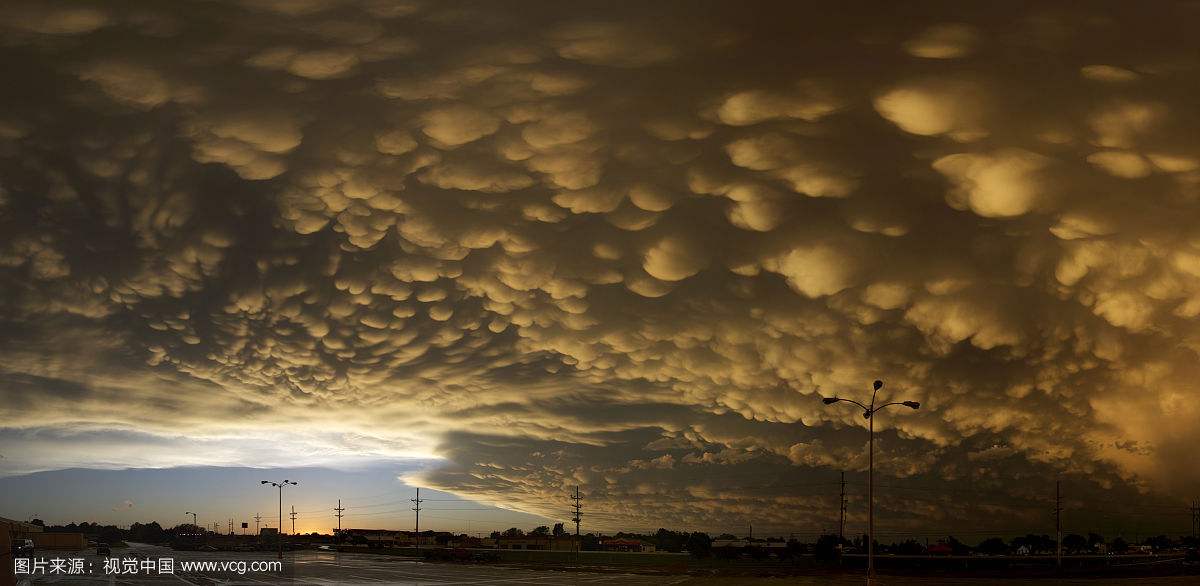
[334,499,345,536]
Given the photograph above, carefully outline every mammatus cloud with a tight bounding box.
[1,0,1199,535]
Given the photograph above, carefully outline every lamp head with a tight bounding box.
[862,410,871,419]
[873,380,883,391]
[261,480,269,484]
[822,397,838,405]
[902,401,921,409]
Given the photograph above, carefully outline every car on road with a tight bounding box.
[12,539,35,558]
[96,542,111,556]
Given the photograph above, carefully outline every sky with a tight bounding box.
[0,463,552,536]
[1,0,1199,540]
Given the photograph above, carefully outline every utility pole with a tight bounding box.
[185,511,198,531]
[290,506,297,535]
[838,471,846,543]
[571,486,583,553]
[1185,497,1195,542]
[1055,480,1063,570]
[411,488,423,553]
[254,513,262,536]
[334,499,345,540]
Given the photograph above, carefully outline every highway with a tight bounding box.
[17,542,690,585]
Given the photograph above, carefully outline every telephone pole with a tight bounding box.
[334,499,345,540]
[411,488,424,553]
[838,471,846,543]
[254,513,262,536]
[1055,480,1063,570]
[1190,498,1198,541]
[290,506,297,535]
[571,486,583,552]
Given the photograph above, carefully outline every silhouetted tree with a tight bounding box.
[1110,537,1129,553]
[552,523,565,537]
[685,532,711,558]
[945,536,971,556]
[652,528,689,552]
[977,537,1007,555]
[814,534,841,561]
[1087,533,1105,550]
[529,526,550,537]
[894,539,924,555]
[1145,534,1171,551]
[581,533,600,551]
[501,528,525,538]
[1063,534,1086,554]
[716,533,737,540]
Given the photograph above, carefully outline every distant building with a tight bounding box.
[487,536,550,550]
[481,535,580,551]
[2,517,85,550]
[927,542,953,556]
[551,535,580,551]
[712,539,748,549]
[0,517,43,538]
[598,538,655,553]
[343,528,395,546]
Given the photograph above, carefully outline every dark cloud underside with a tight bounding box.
[2,0,1199,534]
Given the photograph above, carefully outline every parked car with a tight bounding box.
[12,539,35,558]
[96,543,111,556]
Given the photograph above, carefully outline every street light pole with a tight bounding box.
[185,511,197,531]
[261,480,298,560]
[822,380,920,583]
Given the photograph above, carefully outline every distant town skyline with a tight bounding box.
[2,0,1199,541]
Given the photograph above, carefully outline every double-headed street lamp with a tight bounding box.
[261,480,298,559]
[821,379,919,582]
[185,511,198,532]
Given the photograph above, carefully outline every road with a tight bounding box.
[17,543,688,585]
[16,543,1199,585]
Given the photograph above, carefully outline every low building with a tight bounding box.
[2,518,86,550]
[479,535,580,551]
[0,517,43,538]
[490,536,551,550]
[599,538,655,553]
[712,539,748,549]
[343,528,395,547]
[30,532,87,550]
[551,535,580,551]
